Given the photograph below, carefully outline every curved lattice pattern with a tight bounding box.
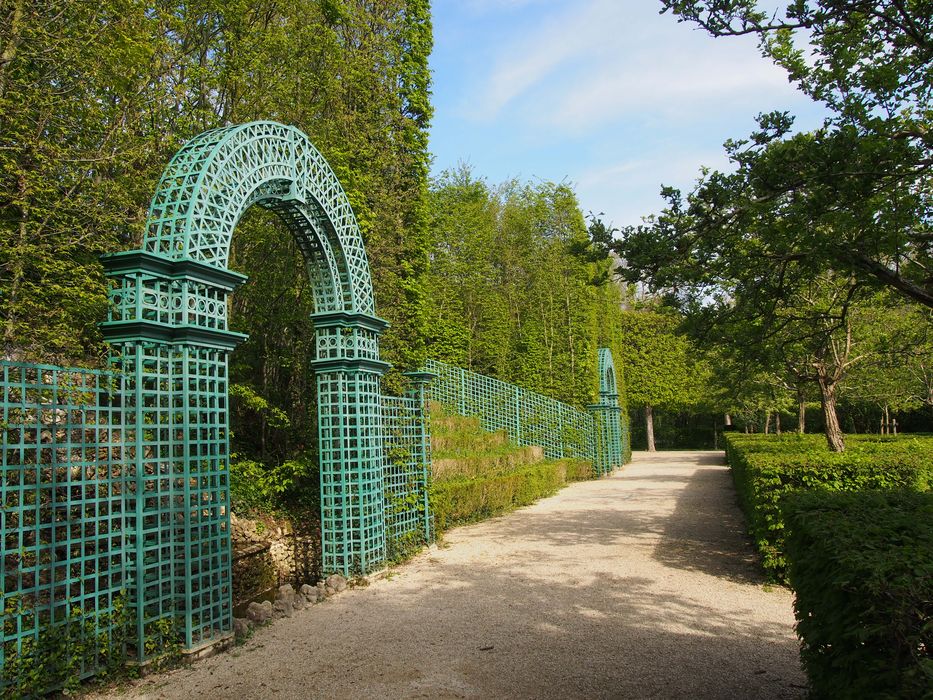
[3,123,428,691]
[143,121,374,315]
[599,347,619,398]
[93,122,392,662]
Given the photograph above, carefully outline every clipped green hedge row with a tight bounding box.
[784,490,933,699]
[431,458,592,531]
[724,433,933,579]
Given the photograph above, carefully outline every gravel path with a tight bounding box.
[99,451,806,699]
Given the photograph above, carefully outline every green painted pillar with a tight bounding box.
[99,251,246,659]
[311,312,390,576]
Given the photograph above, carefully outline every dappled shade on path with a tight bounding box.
[98,451,805,699]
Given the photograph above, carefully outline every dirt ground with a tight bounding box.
[96,451,807,699]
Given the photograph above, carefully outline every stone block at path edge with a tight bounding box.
[246,600,273,624]
[300,583,322,603]
[325,574,347,596]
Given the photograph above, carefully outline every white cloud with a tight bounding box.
[573,150,731,228]
[463,2,607,119]
[462,0,803,128]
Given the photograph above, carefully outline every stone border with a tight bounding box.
[236,574,349,636]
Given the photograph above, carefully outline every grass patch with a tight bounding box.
[431,458,592,531]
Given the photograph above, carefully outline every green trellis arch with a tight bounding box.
[589,348,625,475]
[98,121,390,657]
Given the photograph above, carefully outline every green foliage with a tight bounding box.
[645,1,933,308]
[784,489,933,699]
[1,595,130,697]
[724,433,933,580]
[426,167,627,409]
[230,384,291,430]
[1,0,434,397]
[229,456,319,516]
[617,308,705,411]
[618,0,933,450]
[142,615,183,672]
[431,459,592,532]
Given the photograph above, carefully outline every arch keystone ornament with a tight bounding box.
[99,122,391,659]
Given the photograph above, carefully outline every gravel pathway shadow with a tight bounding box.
[95,451,806,700]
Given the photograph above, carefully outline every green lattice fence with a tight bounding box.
[424,359,599,461]
[381,372,433,560]
[1,362,127,685]
[2,121,436,691]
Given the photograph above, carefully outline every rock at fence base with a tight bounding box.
[300,584,320,603]
[325,574,347,593]
[233,617,251,638]
[273,599,293,618]
[246,600,273,624]
[292,595,306,610]
[277,583,296,604]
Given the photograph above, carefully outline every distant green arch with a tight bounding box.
[599,347,619,398]
[590,348,624,475]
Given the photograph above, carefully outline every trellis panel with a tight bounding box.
[424,359,597,461]
[1,362,126,682]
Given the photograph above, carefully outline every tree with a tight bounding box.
[842,297,933,421]
[617,0,933,450]
[0,1,170,362]
[425,170,627,409]
[654,0,932,307]
[618,308,703,451]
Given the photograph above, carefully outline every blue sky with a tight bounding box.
[428,0,829,229]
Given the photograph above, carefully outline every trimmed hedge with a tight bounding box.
[724,433,933,579]
[784,490,933,699]
[431,458,592,531]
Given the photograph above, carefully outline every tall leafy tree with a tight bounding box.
[647,0,932,307]
[426,169,626,409]
[618,308,703,451]
[1,1,435,476]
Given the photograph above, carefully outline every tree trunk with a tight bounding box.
[645,404,656,452]
[764,411,771,434]
[0,0,24,99]
[797,387,806,433]
[817,376,845,452]
[775,412,781,435]
[724,413,732,426]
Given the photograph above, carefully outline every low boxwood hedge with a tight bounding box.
[784,489,933,699]
[431,458,592,531]
[724,433,933,580]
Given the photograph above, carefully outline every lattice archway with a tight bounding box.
[589,348,625,475]
[98,122,390,658]
[143,121,374,315]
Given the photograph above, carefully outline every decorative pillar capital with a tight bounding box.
[403,370,436,404]
[98,250,248,350]
[309,310,390,374]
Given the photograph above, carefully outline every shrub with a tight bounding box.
[724,433,933,579]
[431,458,591,531]
[784,490,933,699]
[229,456,319,515]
